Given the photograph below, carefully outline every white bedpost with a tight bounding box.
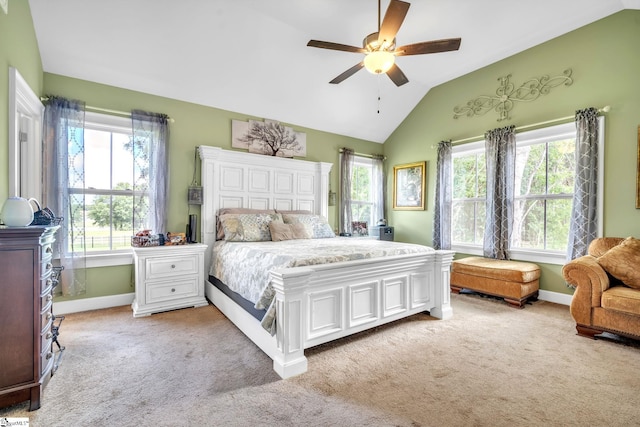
[269,268,310,378]
[317,162,332,219]
[430,250,455,320]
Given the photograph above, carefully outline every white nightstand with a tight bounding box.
[132,243,208,317]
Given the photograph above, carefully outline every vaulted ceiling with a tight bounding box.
[28,0,640,143]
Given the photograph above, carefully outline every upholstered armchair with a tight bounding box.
[562,237,640,340]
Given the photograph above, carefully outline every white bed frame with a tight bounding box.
[199,146,454,378]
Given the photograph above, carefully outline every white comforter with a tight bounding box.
[210,237,435,333]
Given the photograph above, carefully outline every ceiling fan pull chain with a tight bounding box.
[377,76,382,114]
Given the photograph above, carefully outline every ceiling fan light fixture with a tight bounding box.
[364,50,395,74]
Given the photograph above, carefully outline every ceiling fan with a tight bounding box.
[307,0,461,87]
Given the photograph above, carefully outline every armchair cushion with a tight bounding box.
[601,286,640,316]
[597,237,640,289]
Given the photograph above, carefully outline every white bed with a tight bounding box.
[199,146,455,378]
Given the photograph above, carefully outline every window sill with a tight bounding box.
[451,244,567,266]
[80,251,133,268]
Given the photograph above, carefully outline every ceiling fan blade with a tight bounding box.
[307,40,365,54]
[329,62,365,84]
[386,63,409,87]
[378,0,410,46]
[395,38,462,56]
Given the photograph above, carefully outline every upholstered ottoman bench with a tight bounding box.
[450,257,540,308]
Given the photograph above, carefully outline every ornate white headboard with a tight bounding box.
[198,146,333,272]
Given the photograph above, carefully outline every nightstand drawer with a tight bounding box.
[145,255,198,280]
[146,277,199,303]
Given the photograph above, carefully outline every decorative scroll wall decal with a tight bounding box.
[453,68,573,122]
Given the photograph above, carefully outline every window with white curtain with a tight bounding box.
[348,155,381,231]
[451,120,604,265]
[76,112,146,254]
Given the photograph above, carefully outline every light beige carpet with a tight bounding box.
[2,293,639,427]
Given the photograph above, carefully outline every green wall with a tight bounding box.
[384,10,640,294]
[0,0,43,203]
[4,3,640,301]
[42,73,383,301]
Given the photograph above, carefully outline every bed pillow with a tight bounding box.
[281,214,335,239]
[597,237,640,289]
[268,221,312,242]
[216,208,276,240]
[219,213,282,242]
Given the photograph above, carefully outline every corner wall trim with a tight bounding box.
[53,293,135,315]
[538,290,572,306]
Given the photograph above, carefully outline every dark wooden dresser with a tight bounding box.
[0,226,59,411]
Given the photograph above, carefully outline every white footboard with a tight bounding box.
[270,249,454,378]
[206,250,454,378]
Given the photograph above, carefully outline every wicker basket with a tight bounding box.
[131,235,161,247]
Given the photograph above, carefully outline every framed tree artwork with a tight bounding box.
[393,161,426,210]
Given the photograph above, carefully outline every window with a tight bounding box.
[452,141,485,246]
[350,156,375,227]
[74,112,148,253]
[451,121,604,264]
[512,125,576,252]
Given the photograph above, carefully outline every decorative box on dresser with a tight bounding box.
[132,243,208,317]
[0,226,59,411]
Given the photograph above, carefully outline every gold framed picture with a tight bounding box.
[393,161,426,210]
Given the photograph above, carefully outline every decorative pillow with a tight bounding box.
[219,213,282,242]
[216,208,276,240]
[281,214,335,239]
[268,221,312,242]
[597,237,640,289]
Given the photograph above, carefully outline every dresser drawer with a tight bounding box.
[41,260,54,280]
[41,243,54,260]
[41,347,54,377]
[145,255,198,280]
[41,323,53,356]
[146,276,199,303]
[41,299,53,333]
[41,287,54,310]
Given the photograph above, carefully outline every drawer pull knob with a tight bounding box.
[171,264,176,269]
[171,288,176,293]
[46,352,53,360]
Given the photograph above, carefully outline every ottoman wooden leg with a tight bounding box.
[450,285,462,294]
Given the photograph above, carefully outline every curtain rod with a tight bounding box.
[40,97,175,123]
[442,105,610,147]
[338,148,386,160]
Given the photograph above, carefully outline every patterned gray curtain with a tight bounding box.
[371,154,385,225]
[483,125,516,260]
[42,96,87,296]
[566,107,599,260]
[433,141,452,250]
[131,110,170,234]
[340,148,354,234]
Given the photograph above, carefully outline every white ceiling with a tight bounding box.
[28,0,640,143]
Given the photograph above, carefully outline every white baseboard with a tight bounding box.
[53,293,135,315]
[51,288,572,316]
[538,289,573,306]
